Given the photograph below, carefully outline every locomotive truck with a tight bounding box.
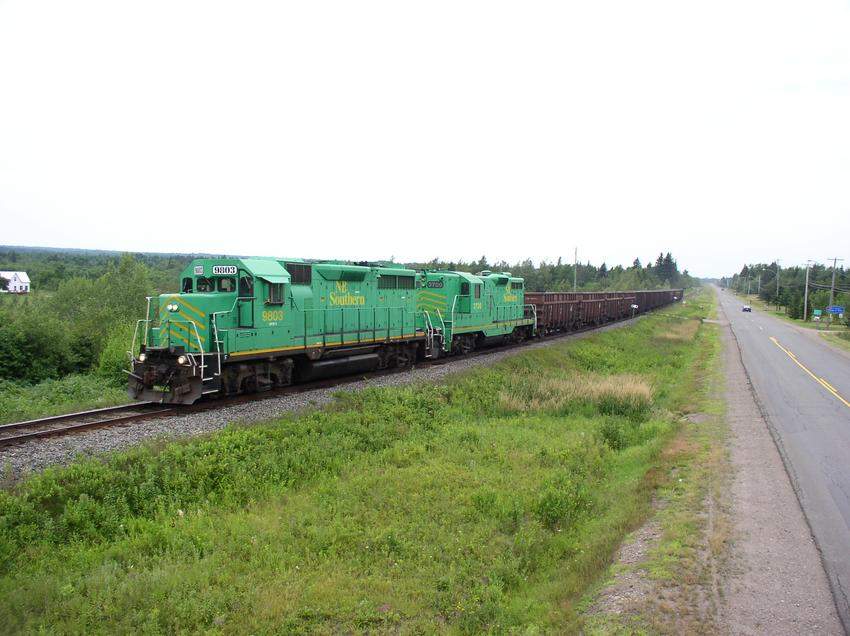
[128,256,681,404]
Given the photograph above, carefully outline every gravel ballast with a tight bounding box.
[0,317,645,481]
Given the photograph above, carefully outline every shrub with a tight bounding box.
[0,307,74,383]
[97,322,136,385]
[534,477,592,530]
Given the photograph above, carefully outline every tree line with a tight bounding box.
[405,252,694,292]
[721,262,849,322]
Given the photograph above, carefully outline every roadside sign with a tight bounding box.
[813,309,823,316]
[826,305,845,314]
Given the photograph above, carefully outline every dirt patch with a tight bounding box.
[588,512,664,617]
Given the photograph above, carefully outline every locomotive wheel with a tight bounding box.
[455,335,474,355]
[396,346,415,368]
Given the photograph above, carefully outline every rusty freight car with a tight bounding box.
[526,289,681,335]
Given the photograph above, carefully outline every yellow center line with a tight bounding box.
[770,336,850,409]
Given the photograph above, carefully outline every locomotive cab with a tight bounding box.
[128,259,250,403]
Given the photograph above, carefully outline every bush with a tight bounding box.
[97,323,136,385]
[534,477,592,530]
[0,307,74,384]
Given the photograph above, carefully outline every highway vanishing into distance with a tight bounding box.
[717,286,850,630]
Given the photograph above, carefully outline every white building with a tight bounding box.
[0,271,30,294]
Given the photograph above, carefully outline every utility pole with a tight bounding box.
[757,273,761,294]
[775,260,781,310]
[573,247,577,292]
[803,260,813,321]
[828,257,844,309]
[747,276,751,295]
[828,257,844,324]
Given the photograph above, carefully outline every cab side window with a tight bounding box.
[197,277,214,292]
[182,277,193,293]
[460,282,470,295]
[267,283,284,304]
[239,276,254,297]
[475,285,481,299]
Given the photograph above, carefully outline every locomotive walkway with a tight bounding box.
[716,286,850,631]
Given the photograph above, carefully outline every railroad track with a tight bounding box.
[0,307,664,448]
[0,403,178,447]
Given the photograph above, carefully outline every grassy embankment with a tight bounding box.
[582,288,728,632]
[0,291,714,633]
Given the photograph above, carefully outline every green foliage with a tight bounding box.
[96,322,136,385]
[0,304,74,383]
[0,291,715,633]
[406,251,696,292]
[0,254,153,384]
[0,246,192,293]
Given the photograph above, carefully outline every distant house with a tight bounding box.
[0,271,30,294]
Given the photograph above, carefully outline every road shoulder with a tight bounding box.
[719,300,842,633]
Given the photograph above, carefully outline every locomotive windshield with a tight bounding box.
[196,277,214,292]
[217,277,236,292]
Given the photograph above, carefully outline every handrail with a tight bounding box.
[524,303,538,332]
[130,318,149,361]
[449,294,459,326]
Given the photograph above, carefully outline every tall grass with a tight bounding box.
[0,293,713,634]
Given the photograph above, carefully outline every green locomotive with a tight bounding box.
[129,257,535,403]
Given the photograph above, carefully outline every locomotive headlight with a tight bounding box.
[138,353,147,362]
[167,303,178,312]
[177,355,188,365]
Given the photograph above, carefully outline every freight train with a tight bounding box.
[127,257,682,404]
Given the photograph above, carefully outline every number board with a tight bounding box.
[212,265,237,276]
[426,280,444,288]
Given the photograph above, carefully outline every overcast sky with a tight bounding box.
[1,1,848,278]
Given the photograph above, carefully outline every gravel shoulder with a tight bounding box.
[719,300,842,634]
[0,319,640,482]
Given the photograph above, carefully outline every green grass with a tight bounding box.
[0,291,714,634]
[821,331,850,354]
[0,375,128,424]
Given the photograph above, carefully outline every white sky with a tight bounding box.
[1,1,848,278]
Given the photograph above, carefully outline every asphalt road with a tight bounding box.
[716,286,850,631]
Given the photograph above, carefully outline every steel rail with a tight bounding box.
[0,403,177,447]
